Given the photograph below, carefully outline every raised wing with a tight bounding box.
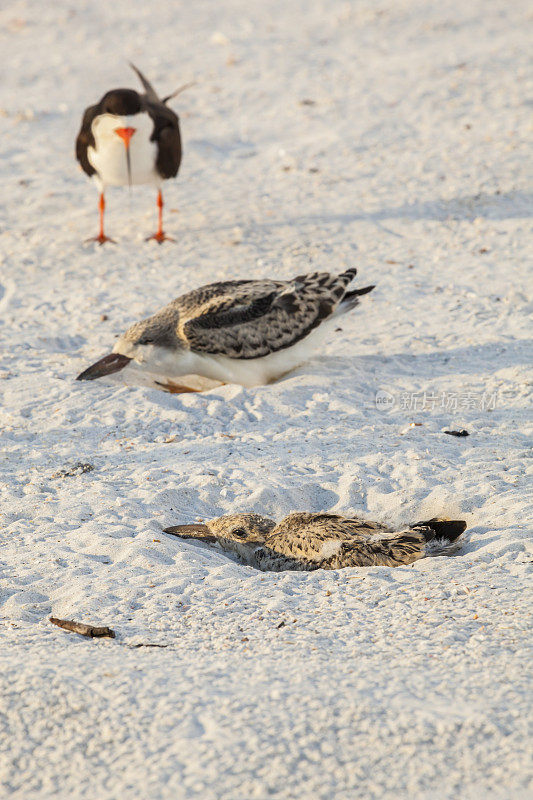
[130,62,161,103]
[180,269,358,359]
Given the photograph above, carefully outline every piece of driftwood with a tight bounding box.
[49,617,115,638]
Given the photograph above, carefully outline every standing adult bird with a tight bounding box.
[75,63,187,244]
[75,268,375,391]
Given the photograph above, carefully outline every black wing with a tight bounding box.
[180,270,358,359]
[145,101,182,179]
[75,103,100,177]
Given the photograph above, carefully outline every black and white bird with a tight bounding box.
[76,268,375,390]
[163,513,467,571]
[75,64,188,244]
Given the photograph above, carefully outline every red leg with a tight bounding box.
[85,193,115,245]
[146,190,174,243]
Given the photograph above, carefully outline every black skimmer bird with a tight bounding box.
[75,64,188,244]
[163,514,467,570]
[75,268,375,390]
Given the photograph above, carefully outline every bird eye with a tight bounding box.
[138,337,154,345]
[232,528,247,538]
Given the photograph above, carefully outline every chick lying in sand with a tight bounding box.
[164,513,467,571]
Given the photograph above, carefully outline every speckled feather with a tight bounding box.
[138,268,370,359]
[255,513,432,570]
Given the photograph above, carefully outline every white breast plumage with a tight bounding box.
[88,113,158,187]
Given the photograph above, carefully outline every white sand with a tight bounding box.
[0,0,532,798]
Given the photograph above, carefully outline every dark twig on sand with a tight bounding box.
[49,617,115,638]
[130,643,169,648]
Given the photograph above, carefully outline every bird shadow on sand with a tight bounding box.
[457,529,531,557]
[187,191,532,237]
[310,339,530,383]
[128,340,528,421]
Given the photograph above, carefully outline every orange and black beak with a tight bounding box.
[76,353,132,381]
[114,126,136,187]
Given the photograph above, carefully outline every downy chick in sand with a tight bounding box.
[163,513,467,571]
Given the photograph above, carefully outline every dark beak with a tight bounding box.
[126,146,132,189]
[76,353,132,381]
[163,524,217,542]
[114,127,136,189]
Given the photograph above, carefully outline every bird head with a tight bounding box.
[100,88,142,116]
[208,514,277,544]
[76,314,181,382]
[164,514,277,547]
[94,89,142,147]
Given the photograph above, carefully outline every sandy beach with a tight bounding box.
[0,0,531,797]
